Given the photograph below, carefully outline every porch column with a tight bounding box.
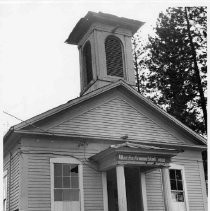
[102,172,108,211]
[161,168,173,211]
[116,165,127,211]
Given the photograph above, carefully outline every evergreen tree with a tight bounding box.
[133,6,207,182]
[133,7,207,135]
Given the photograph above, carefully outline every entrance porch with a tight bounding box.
[90,142,181,211]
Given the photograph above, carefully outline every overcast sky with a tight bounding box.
[0,0,207,135]
[0,1,208,205]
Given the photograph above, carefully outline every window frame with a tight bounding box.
[50,157,84,211]
[169,163,189,211]
[105,35,125,78]
[169,169,184,201]
[82,40,93,86]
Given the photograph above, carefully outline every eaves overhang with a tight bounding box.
[65,11,145,45]
[4,80,207,147]
[9,129,207,151]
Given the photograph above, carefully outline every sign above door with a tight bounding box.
[89,142,182,171]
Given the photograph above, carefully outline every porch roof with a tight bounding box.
[89,142,182,171]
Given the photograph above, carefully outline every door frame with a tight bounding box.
[50,157,84,211]
[169,163,189,211]
[102,166,148,211]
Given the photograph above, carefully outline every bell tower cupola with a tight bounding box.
[66,12,144,96]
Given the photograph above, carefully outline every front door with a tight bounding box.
[169,169,186,211]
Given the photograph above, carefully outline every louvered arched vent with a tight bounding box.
[105,35,124,77]
[83,41,93,85]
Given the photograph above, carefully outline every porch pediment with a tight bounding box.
[90,142,182,171]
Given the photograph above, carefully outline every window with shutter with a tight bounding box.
[105,35,124,77]
[83,41,93,85]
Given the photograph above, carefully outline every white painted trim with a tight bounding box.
[79,164,84,211]
[161,167,173,211]
[102,172,108,211]
[198,161,207,211]
[140,172,148,211]
[3,170,8,198]
[50,160,54,211]
[77,23,132,47]
[50,157,82,165]
[50,157,84,211]
[116,165,127,211]
[13,78,206,146]
[3,170,8,177]
[104,34,127,79]
[169,163,189,211]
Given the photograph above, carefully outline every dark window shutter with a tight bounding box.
[105,36,124,77]
[83,41,93,85]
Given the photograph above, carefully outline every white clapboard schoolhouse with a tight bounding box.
[3,11,207,211]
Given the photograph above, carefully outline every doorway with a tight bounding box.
[107,167,143,211]
[125,167,143,211]
[107,168,118,211]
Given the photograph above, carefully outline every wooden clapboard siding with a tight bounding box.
[22,138,106,211]
[145,169,165,211]
[3,157,10,211]
[83,165,104,210]
[49,97,183,145]
[27,153,51,211]
[171,151,207,211]
[3,148,20,211]
[145,151,206,211]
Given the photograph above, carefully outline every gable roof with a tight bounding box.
[4,79,206,146]
[47,97,185,146]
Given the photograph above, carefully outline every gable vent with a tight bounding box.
[105,35,124,77]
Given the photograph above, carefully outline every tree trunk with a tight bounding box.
[184,7,207,133]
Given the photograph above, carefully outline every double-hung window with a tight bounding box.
[169,164,189,211]
[169,169,184,202]
[50,158,84,211]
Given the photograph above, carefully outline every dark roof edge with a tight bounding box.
[4,80,207,146]
[65,11,145,45]
[4,80,125,139]
[3,126,14,143]
[123,83,207,145]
